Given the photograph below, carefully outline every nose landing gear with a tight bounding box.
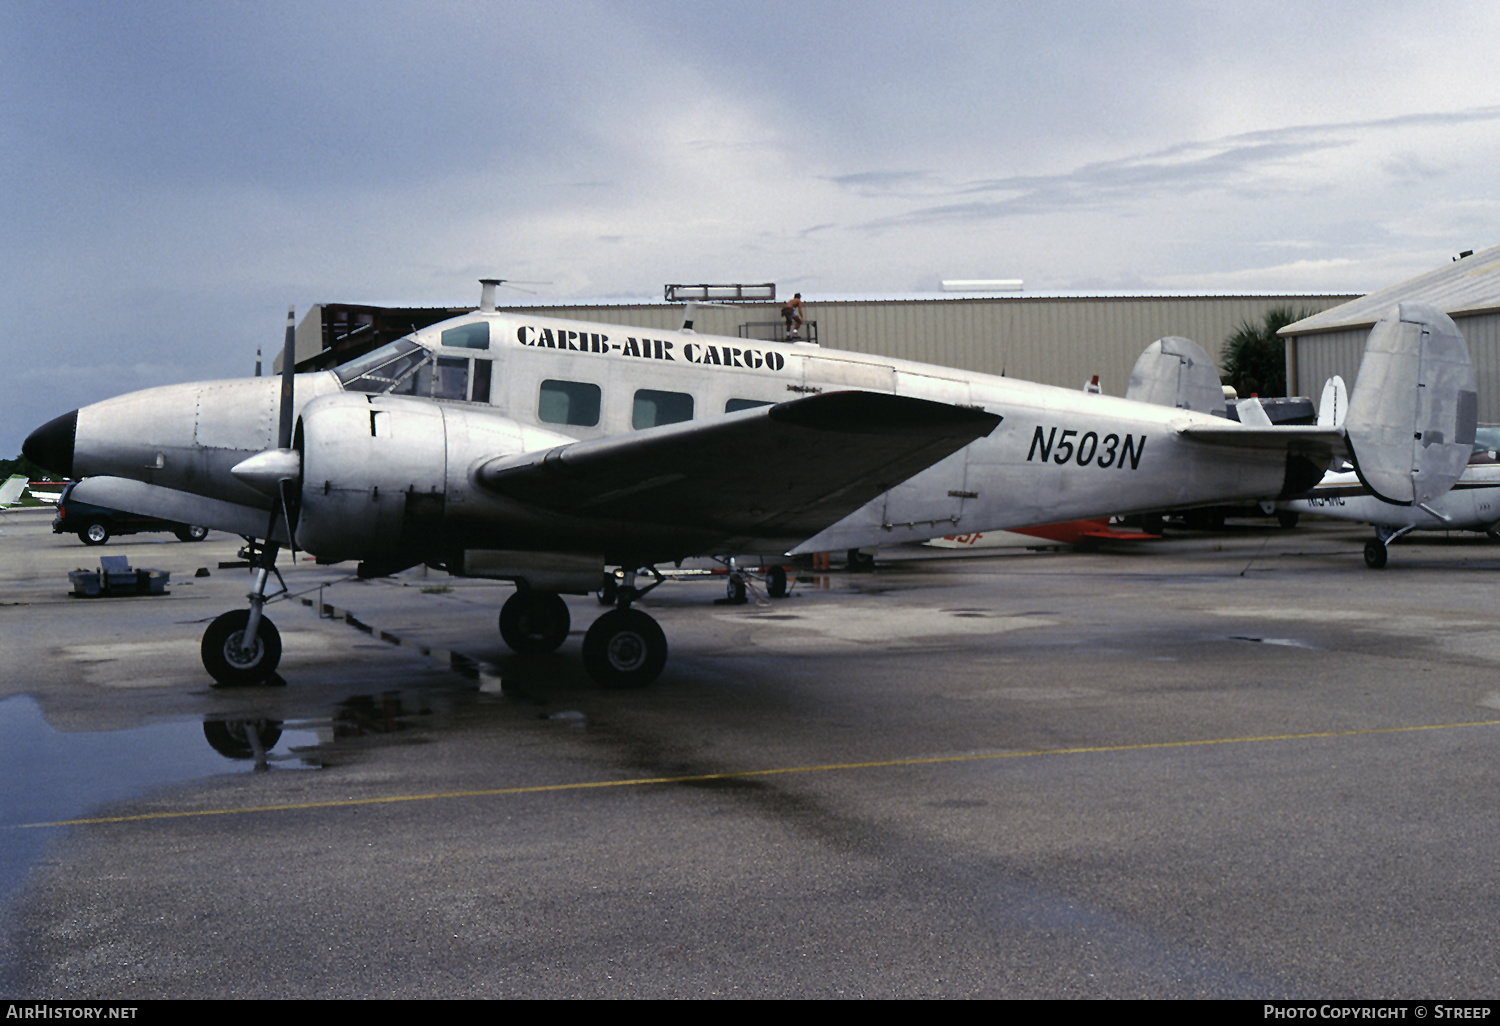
[202,539,286,687]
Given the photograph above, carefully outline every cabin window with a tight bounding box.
[471,360,492,404]
[726,398,773,413]
[539,379,602,426]
[440,322,490,350]
[633,389,694,429]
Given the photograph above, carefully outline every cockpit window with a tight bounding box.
[335,339,426,393]
[336,336,494,402]
[441,322,490,350]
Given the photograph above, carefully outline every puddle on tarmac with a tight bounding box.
[0,694,317,903]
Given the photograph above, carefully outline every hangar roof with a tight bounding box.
[1280,245,1500,336]
[498,288,1352,308]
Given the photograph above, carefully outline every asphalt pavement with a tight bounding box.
[2,508,1499,998]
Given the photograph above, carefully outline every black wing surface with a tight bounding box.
[476,391,1001,541]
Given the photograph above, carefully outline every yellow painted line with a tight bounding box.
[18,718,1500,829]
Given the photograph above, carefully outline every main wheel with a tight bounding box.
[499,591,571,654]
[202,609,283,686]
[766,565,788,599]
[582,609,668,688]
[80,520,110,545]
[726,574,747,604]
[1363,539,1388,569]
[176,525,209,542]
[597,574,618,606]
[1276,511,1300,530]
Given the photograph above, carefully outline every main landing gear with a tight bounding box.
[499,590,571,654]
[202,539,286,686]
[501,569,670,688]
[1363,525,1414,569]
[719,559,792,605]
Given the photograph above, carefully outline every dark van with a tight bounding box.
[52,481,209,546]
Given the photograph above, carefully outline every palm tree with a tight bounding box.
[1220,306,1309,397]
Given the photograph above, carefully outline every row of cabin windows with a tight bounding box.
[539,379,772,429]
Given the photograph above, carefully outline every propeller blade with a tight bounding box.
[278,306,295,450]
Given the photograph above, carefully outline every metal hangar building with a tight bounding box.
[291,287,1358,401]
[1282,245,1500,421]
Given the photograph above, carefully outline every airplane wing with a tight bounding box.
[476,391,1002,542]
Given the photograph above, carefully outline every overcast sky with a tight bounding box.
[5,0,1500,455]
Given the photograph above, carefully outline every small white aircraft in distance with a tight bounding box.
[22,285,1477,688]
[0,475,28,508]
[1281,375,1500,567]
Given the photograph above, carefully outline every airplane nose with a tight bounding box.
[23,409,78,478]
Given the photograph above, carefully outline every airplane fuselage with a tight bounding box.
[1287,464,1500,533]
[47,308,1305,565]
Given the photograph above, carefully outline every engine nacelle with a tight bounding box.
[295,393,447,564]
[294,393,577,567]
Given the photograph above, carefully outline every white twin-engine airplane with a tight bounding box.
[21,284,1476,688]
[1280,375,1500,568]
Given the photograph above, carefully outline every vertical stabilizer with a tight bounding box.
[0,475,27,507]
[1317,375,1348,428]
[1125,336,1226,415]
[1345,303,1476,506]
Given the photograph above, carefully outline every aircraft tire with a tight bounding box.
[177,525,209,542]
[80,520,110,546]
[583,609,667,688]
[202,609,283,687]
[499,591,571,654]
[767,565,788,598]
[597,575,618,606]
[1364,539,1388,569]
[1277,511,1300,530]
[726,574,747,604]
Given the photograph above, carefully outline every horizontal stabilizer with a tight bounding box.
[477,391,1002,540]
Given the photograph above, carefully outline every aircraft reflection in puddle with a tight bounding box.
[202,687,460,769]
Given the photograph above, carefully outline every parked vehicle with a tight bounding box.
[52,481,209,545]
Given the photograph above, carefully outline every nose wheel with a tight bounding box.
[202,608,283,686]
[202,538,286,687]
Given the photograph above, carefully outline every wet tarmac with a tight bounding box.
[3,508,1500,997]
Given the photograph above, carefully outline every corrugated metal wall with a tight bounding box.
[1289,312,1500,422]
[503,295,1352,399]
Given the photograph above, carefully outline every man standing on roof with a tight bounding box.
[782,293,804,339]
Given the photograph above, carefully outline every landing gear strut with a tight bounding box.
[202,540,285,686]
